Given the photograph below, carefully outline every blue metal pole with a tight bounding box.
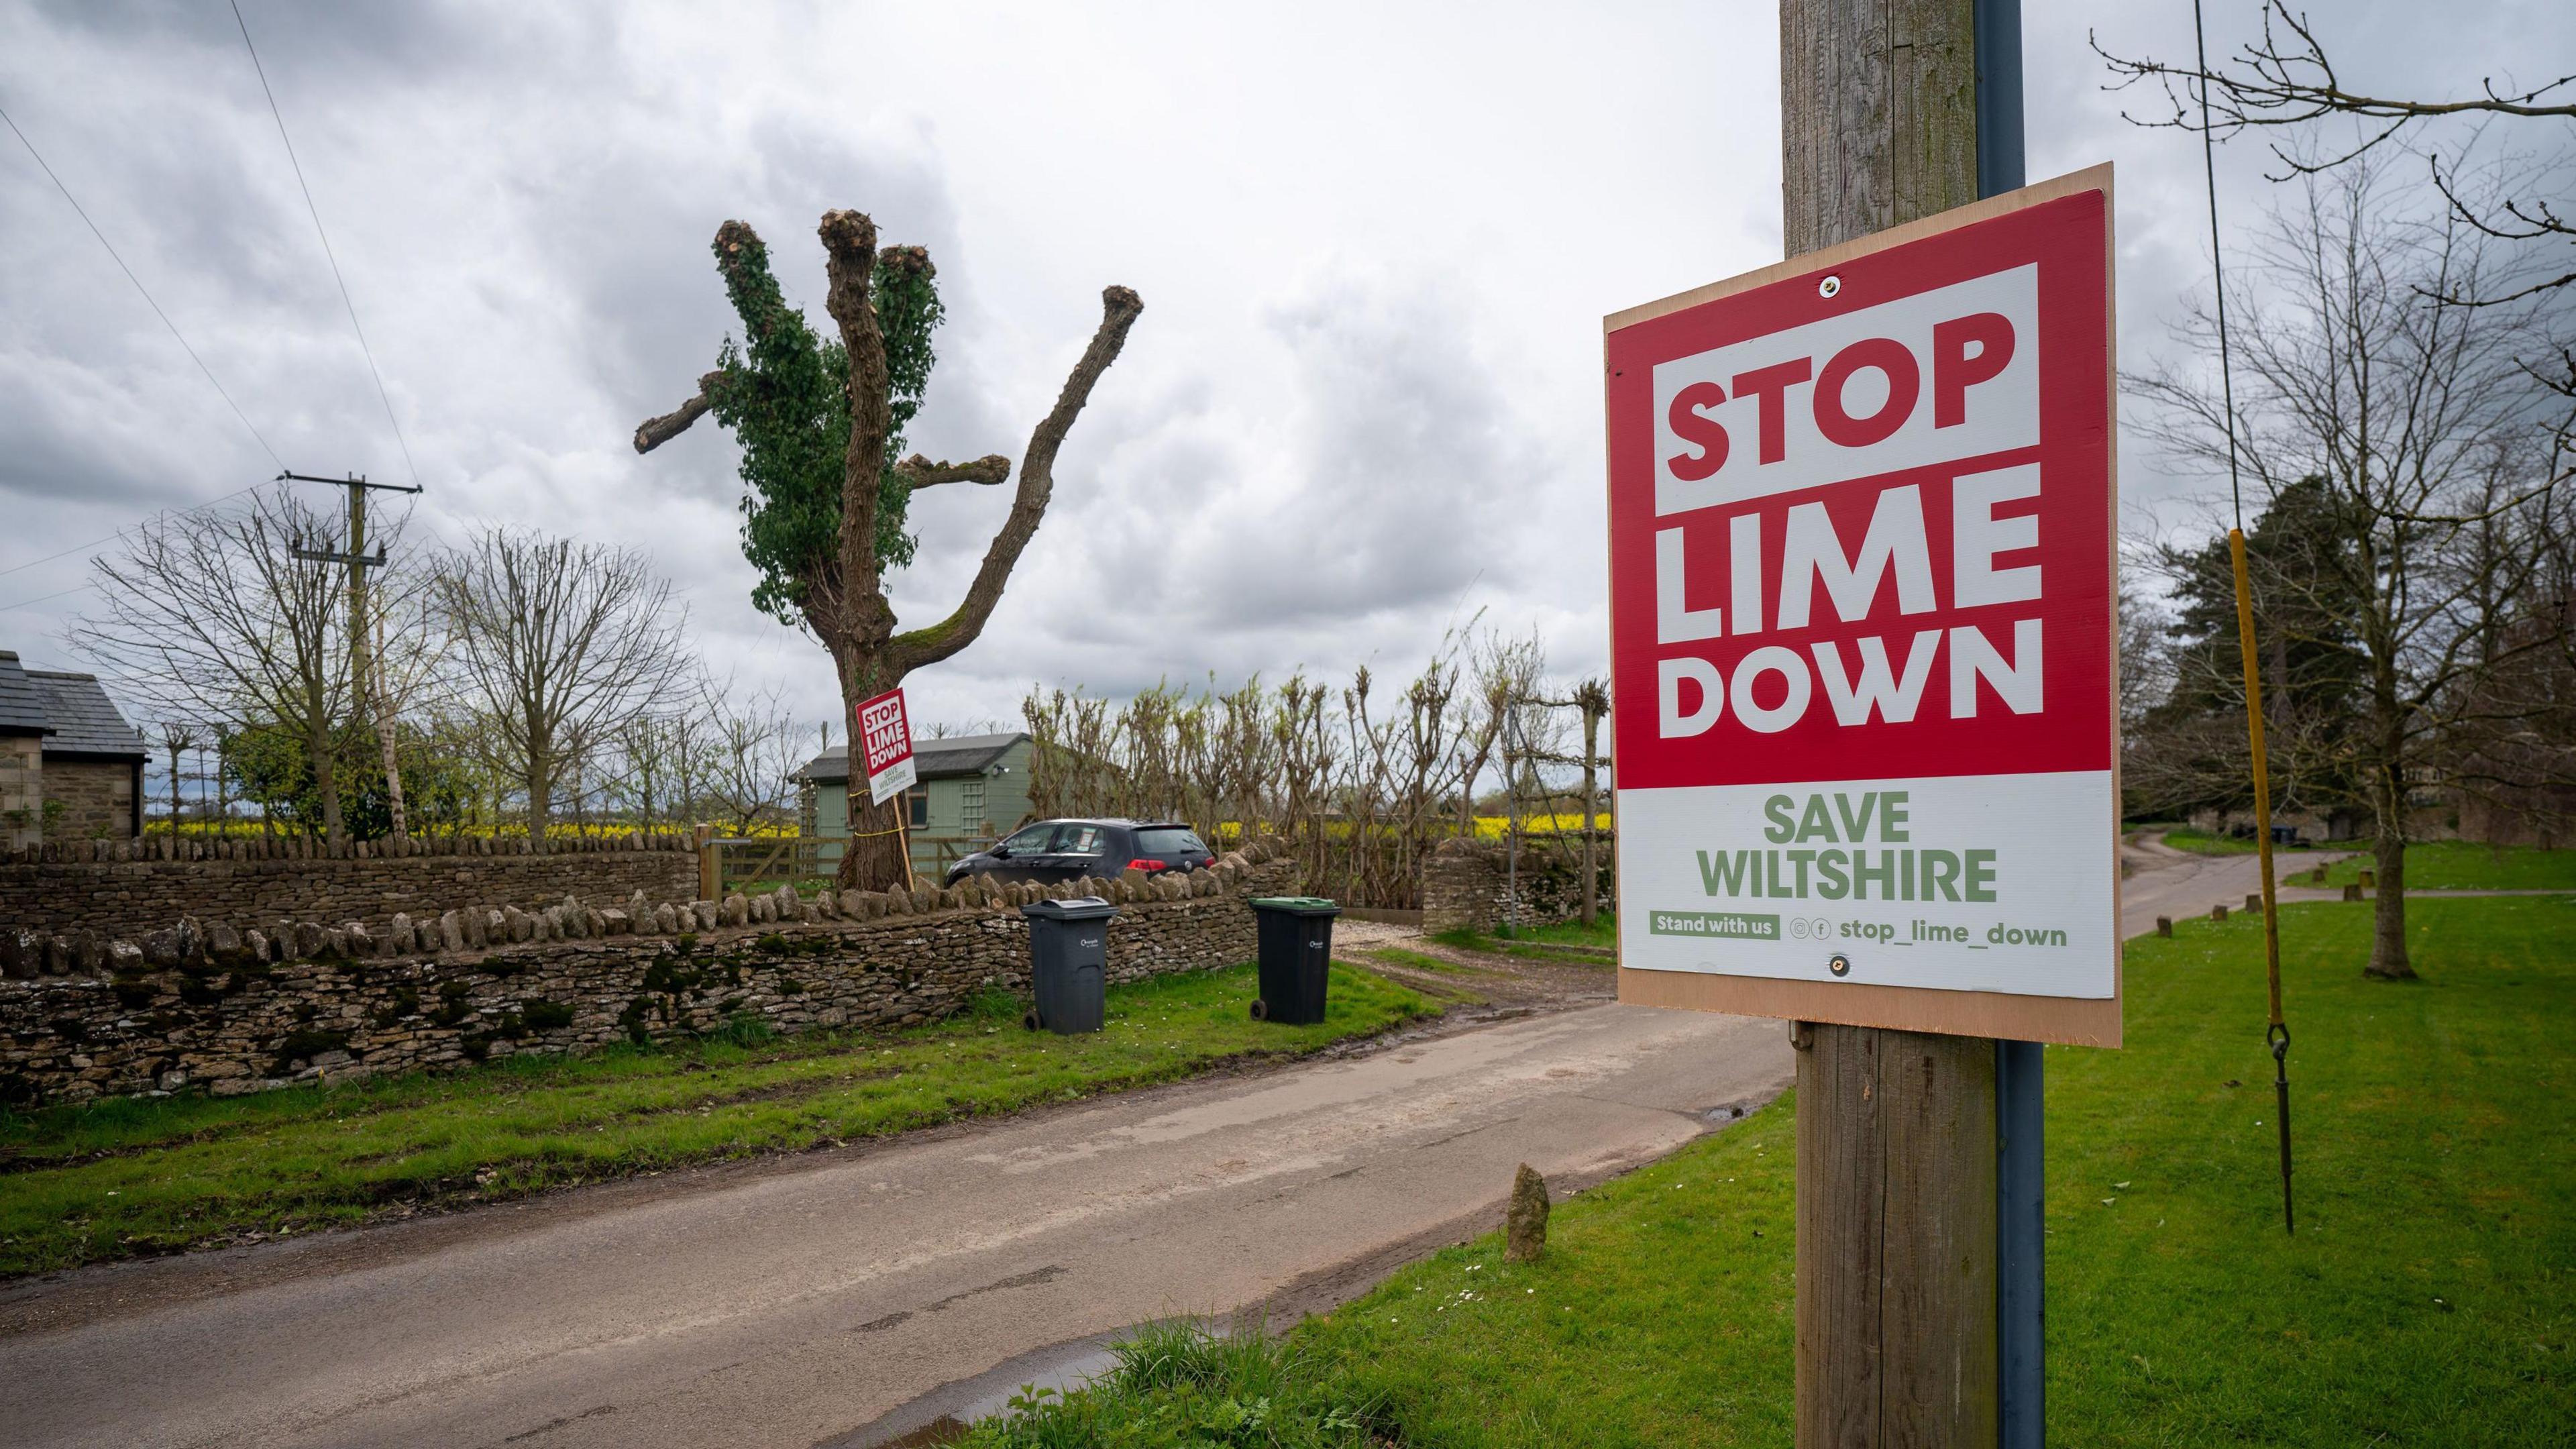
[1975,0,2025,199]
[1996,1038,2043,1447]
[1975,4,2041,1444]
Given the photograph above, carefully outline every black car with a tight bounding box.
[943,818,1217,888]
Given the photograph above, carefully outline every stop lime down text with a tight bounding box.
[1697,790,1998,902]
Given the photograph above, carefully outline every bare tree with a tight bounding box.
[154,720,196,837]
[2129,163,2570,979]
[431,528,691,850]
[634,209,1141,892]
[1525,678,1613,926]
[69,488,365,846]
[2096,1,2573,294]
[698,681,804,836]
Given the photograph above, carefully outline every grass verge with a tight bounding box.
[1425,925,1614,965]
[2314,839,2576,891]
[0,963,1432,1279]
[976,895,2575,1446]
[1493,914,1616,950]
[1366,947,1491,978]
[2157,826,2346,857]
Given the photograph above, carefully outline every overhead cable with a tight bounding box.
[229,0,423,489]
[0,102,285,470]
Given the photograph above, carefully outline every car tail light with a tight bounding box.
[1126,859,1167,873]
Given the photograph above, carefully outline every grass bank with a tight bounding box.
[976,895,2575,1446]
[2157,826,2345,857]
[2313,839,2576,891]
[1427,914,1616,964]
[0,963,1432,1279]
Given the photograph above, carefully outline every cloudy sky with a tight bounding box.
[3,0,2568,743]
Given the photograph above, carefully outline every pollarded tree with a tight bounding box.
[635,211,1140,890]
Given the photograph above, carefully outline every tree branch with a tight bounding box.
[633,372,723,454]
[893,284,1143,672]
[817,209,896,659]
[894,453,1012,488]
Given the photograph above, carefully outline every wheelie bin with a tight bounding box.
[1021,896,1117,1034]
[1249,896,1340,1024]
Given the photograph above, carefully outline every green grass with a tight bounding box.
[979,896,2574,1446]
[1495,914,1616,949]
[2316,840,2576,892]
[0,964,1431,1279]
[2159,827,2345,857]
[1426,924,1614,965]
[973,1319,1391,1448]
[1366,947,1492,977]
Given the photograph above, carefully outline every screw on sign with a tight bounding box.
[1606,166,2121,1047]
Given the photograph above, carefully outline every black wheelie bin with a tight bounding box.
[1249,896,1340,1024]
[1021,896,1117,1034]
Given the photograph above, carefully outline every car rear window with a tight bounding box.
[1135,827,1208,857]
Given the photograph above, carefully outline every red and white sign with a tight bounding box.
[856,687,917,808]
[1607,168,2119,1043]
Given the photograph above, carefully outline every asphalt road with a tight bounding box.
[0,994,1787,1448]
[0,837,2282,1448]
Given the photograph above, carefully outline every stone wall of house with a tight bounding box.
[0,737,38,851]
[1419,834,1614,933]
[41,759,134,841]
[0,844,1299,1106]
[0,834,699,939]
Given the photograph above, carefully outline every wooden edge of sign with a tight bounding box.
[1603,162,2115,335]
[1619,967,2123,1049]
[2102,166,2126,1011]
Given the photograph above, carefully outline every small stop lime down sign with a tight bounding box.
[1605,167,2121,1046]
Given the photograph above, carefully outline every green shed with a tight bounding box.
[794,731,1035,879]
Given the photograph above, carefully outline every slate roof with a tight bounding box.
[795,731,1028,785]
[24,669,146,759]
[0,652,45,736]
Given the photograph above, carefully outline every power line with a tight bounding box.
[0,481,268,580]
[229,0,423,490]
[0,580,105,615]
[2192,0,2247,530]
[0,103,284,470]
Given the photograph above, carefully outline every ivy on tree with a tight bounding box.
[635,211,1140,890]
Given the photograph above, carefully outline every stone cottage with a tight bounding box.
[0,650,146,847]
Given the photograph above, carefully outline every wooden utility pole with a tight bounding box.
[1780,2,2000,1444]
[284,470,421,845]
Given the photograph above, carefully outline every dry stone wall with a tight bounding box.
[1419,835,1615,933]
[0,845,1299,1107]
[0,834,697,940]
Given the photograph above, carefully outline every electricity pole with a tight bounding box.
[284,469,421,845]
[1778,1,2025,1444]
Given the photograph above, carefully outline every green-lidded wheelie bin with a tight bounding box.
[1021,896,1117,1034]
[1249,896,1340,1024]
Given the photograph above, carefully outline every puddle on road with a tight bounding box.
[821,1332,1123,1448]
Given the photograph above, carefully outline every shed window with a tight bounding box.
[907,786,928,827]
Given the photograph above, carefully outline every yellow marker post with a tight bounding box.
[2230,528,2294,1232]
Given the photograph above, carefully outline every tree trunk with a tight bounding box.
[309,712,344,849]
[167,742,184,839]
[376,712,409,847]
[374,619,408,847]
[1578,702,1601,928]
[837,788,912,893]
[2364,667,2416,979]
[2365,766,2415,979]
[526,729,552,855]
